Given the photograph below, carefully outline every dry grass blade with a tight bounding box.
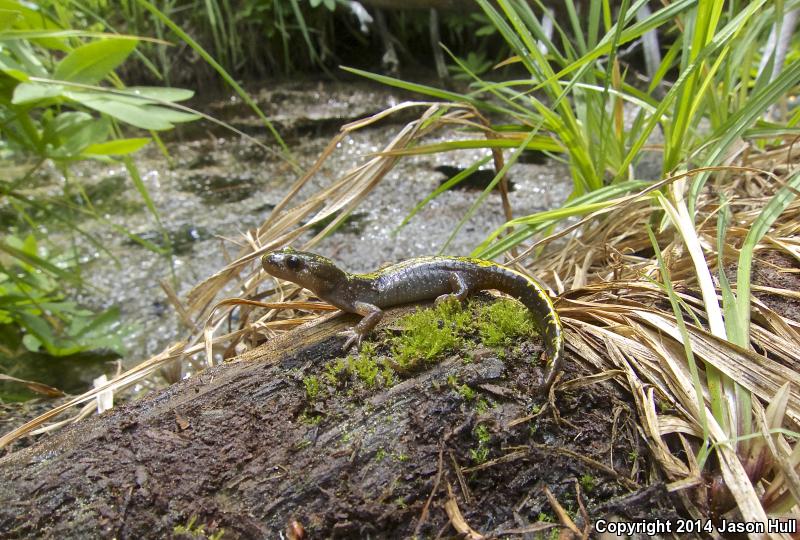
[0,374,65,398]
[444,482,485,539]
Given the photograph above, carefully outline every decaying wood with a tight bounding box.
[0,302,674,539]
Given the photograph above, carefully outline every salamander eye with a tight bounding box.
[285,254,303,271]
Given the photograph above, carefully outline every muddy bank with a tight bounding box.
[0,300,678,538]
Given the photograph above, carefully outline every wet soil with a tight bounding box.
[0,299,680,538]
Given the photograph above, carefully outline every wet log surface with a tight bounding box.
[0,299,679,539]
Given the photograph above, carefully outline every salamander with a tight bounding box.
[262,248,564,393]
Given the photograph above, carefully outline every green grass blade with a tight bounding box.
[647,225,712,463]
[733,170,800,346]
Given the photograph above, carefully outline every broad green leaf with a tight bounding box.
[0,54,29,81]
[21,333,42,353]
[18,312,56,353]
[123,86,194,102]
[66,92,199,129]
[148,107,200,123]
[0,0,65,50]
[83,138,151,156]
[11,81,63,104]
[67,306,119,339]
[70,96,173,130]
[4,40,48,77]
[53,37,138,84]
[0,9,20,32]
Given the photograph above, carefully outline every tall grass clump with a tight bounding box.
[347,0,799,257]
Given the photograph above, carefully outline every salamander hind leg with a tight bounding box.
[434,271,474,306]
[340,301,384,351]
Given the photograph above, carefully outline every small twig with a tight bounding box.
[449,450,472,505]
[574,479,591,539]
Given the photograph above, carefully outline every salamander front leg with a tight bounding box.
[340,301,383,351]
[434,272,473,306]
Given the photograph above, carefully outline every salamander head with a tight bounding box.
[262,248,347,296]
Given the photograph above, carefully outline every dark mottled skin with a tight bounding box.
[262,248,564,393]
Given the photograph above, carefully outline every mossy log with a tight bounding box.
[0,301,677,539]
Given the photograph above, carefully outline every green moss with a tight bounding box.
[470,423,492,464]
[324,342,394,390]
[299,411,322,425]
[457,384,476,401]
[351,352,381,388]
[303,375,320,402]
[174,515,225,539]
[475,398,489,414]
[469,446,489,464]
[478,298,535,348]
[324,357,349,385]
[474,423,491,445]
[391,301,470,370]
[375,448,387,461]
[580,473,596,492]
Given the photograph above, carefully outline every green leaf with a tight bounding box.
[65,91,200,130]
[68,306,120,339]
[135,0,295,168]
[50,116,111,158]
[732,170,800,346]
[68,95,171,130]
[0,54,29,81]
[149,107,200,123]
[18,312,55,353]
[0,240,76,282]
[11,81,63,104]
[0,9,21,31]
[21,333,42,353]
[83,138,151,156]
[2,40,48,78]
[0,0,66,50]
[53,37,138,84]
[122,86,194,102]
[43,111,93,142]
